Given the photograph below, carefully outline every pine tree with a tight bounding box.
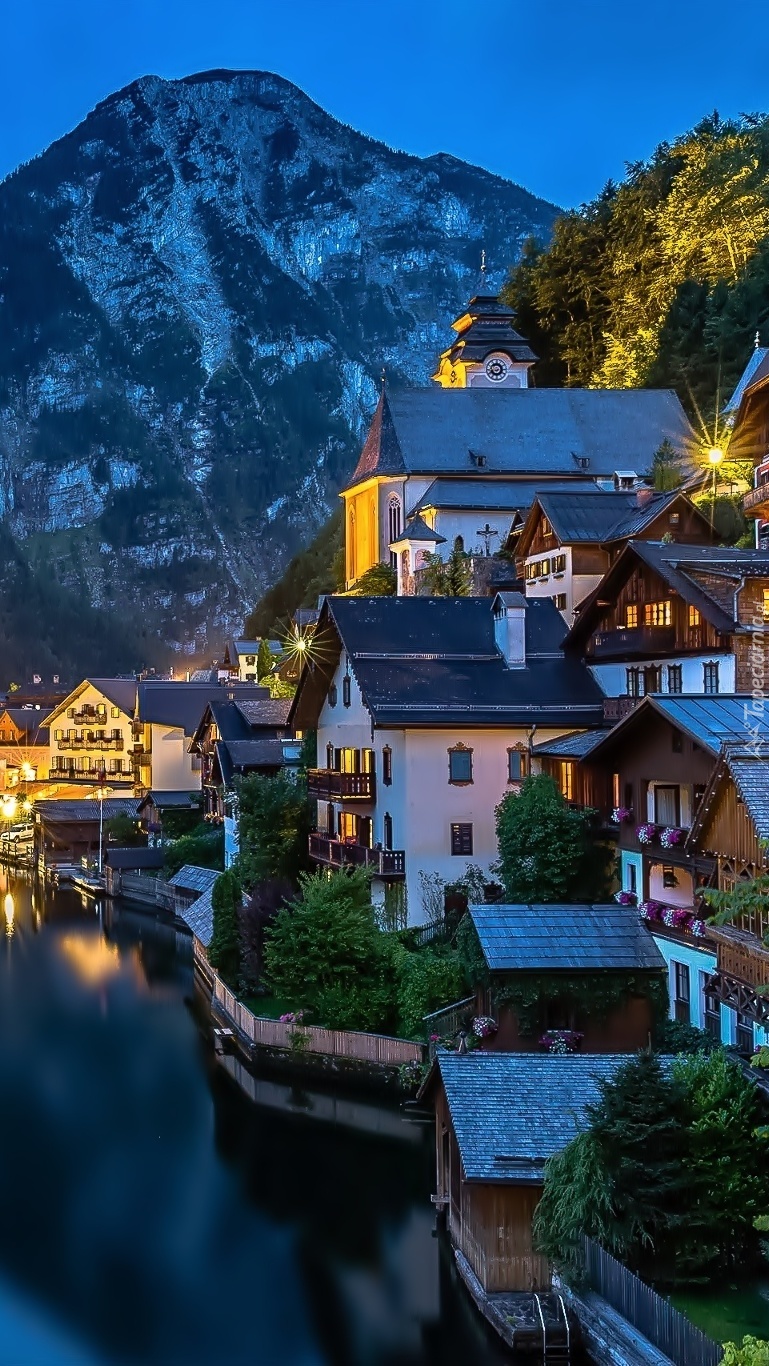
[421,538,472,596]
[256,636,274,681]
[208,866,242,985]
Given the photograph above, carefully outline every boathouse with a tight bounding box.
[465,903,666,1051]
[421,1051,628,1292]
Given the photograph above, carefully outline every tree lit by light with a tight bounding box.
[59,934,121,986]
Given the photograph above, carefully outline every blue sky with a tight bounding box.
[3,0,767,206]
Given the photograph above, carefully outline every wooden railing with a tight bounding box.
[307,769,375,801]
[212,975,423,1067]
[308,833,405,878]
[602,695,640,723]
[424,995,475,1055]
[590,625,675,659]
[744,482,769,516]
[58,736,125,751]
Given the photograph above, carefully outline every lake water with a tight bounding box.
[0,867,511,1366]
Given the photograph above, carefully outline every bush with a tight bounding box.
[656,1019,717,1055]
[721,1340,769,1366]
[163,824,224,877]
[396,945,465,1039]
[209,866,241,986]
[495,773,612,902]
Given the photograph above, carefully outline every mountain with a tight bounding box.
[0,69,558,670]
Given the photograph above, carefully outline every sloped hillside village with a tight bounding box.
[5,276,769,1362]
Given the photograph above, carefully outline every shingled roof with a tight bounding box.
[468,904,665,973]
[687,745,769,852]
[532,730,609,759]
[345,387,694,491]
[587,694,769,763]
[434,1052,631,1182]
[290,595,604,730]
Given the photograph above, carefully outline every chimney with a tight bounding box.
[636,487,654,508]
[493,593,526,668]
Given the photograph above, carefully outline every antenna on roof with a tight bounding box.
[756,330,761,349]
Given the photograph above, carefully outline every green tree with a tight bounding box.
[209,866,242,985]
[256,637,274,681]
[236,771,313,890]
[163,824,224,877]
[351,561,397,595]
[704,869,769,949]
[263,868,396,1029]
[495,773,612,902]
[105,813,143,845]
[421,538,472,596]
[396,944,465,1039]
[721,1338,769,1366]
[652,439,683,492]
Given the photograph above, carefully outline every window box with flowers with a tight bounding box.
[540,1028,583,1055]
[612,807,633,824]
[659,826,687,849]
[614,890,638,906]
[639,901,708,937]
[636,823,658,845]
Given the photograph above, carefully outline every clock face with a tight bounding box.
[484,354,509,383]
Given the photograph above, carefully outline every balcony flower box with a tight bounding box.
[639,901,708,937]
[614,889,638,906]
[540,1029,583,1055]
[636,822,658,845]
[639,899,665,922]
[472,1015,498,1040]
[659,826,686,849]
[612,806,633,824]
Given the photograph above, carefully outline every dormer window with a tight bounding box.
[469,451,487,468]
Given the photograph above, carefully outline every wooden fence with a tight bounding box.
[581,1238,722,1366]
[212,975,424,1067]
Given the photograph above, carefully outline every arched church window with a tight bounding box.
[369,498,377,566]
[387,495,401,546]
[454,535,464,552]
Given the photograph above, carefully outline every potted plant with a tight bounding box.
[636,822,658,844]
[614,889,638,906]
[540,1029,584,1055]
[660,826,686,848]
[612,806,633,824]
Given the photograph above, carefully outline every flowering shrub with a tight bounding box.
[660,826,685,848]
[636,823,658,844]
[279,1011,305,1025]
[612,806,633,824]
[614,890,638,906]
[639,900,665,922]
[472,1015,498,1039]
[540,1028,583,1055]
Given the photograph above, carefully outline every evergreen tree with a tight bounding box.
[652,439,683,492]
[421,538,472,596]
[208,865,242,985]
[236,771,313,891]
[350,561,397,596]
[256,637,274,681]
[495,773,612,902]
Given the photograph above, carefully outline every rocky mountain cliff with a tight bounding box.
[0,69,557,664]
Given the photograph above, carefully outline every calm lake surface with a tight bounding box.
[0,867,511,1366]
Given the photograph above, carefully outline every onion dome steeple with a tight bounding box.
[432,253,538,389]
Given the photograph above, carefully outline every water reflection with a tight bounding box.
[0,869,510,1366]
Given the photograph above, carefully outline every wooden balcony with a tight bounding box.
[58,736,124,751]
[743,483,769,518]
[602,695,641,723]
[704,926,769,1028]
[307,769,375,801]
[309,832,405,879]
[590,625,676,660]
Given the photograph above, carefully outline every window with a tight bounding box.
[382,746,392,786]
[539,558,550,576]
[736,1011,754,1053]
[328,684,337,708]
[338,812,357,842]
[97,703,106,716]
[662,865,678,889]
[703,984,721,1040]
[326,743,334,769]
[667,664,682,694]
[688,605,701,627]
[448,745,473,784]
[552,553,566,573]
[626,667,642,698]
[507,748,528,783]
[645,600,672,627]
[54,729,63,741]
[553,593,567,611]
[654,784,680,826]
[245,656,255,666]
[703,662,720,694]
[111,706,120,718]
[559,760,574,802]
[451,823,473,856]
[626,862,637,894]
[625,604,638,629]
[383,812,393,850]
[612,772,621,808]
[673,962,690,1023]
[644,666,661,694]
[541,517,552,537]
[763,588,769,622]
[342,675,351,708]
[669,512,680,526]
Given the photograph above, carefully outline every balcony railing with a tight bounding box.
[309,832,405,878]
[57,736,125,751]
[307,769,375,802]
[590,625,676,659]
[743,483,769,517]
[602,695,641,723]
[70,708,110,724]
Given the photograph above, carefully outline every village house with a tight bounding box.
[218,638,280,683]
[726,339,769,550]
[45,679,137,790]
[33,796,141,872]
[420,1051,631,1295]
[0,706,51,792]
[342,282,695,593]
[516,487,714,624]
[289,592,604,925]
[462,902,665,1053]
[565,541,769,712]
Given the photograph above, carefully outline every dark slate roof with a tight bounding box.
[411,478,583,515]
[728,753,769,840]
[724,344,769,415]
[216,738,285,784]
[179,879,218,948]
[392,514,446,545]
[103,847,165,869]
[137,683,268,737]
[2,707,52,731]
[469,904,665,973]
[532,729,610,758]
[34,799,141,821]
[137,790,200,810]
[345,388,694,491]
[530,490,685,545]
[84,679,137,715]
[167,864,220,893]
[235,698,293,728]
[308,595,604,729]
[437,1053,630,1182]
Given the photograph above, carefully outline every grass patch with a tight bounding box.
[240,994,296,1020]
[672,1282,769,1344]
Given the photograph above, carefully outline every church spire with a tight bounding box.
[431,257,538,389]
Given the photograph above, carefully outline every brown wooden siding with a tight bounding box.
[459,1183,549,1293]
[485,995,656,1054]
[698,778,765,870]
[584,564,726,655]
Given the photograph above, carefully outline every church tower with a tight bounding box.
[431,256,537,389]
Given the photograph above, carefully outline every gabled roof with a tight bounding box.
[136,791,200,811]
[46,678,138,724]
[344,388,695,492]
[167,864,220,894]
[468,904,665,972]
[434,1052,631,1183]
[687,745,769,851]
[519,490,697,554]
[137,682,268,738]
[235,698,293,728]
[532,729,609,759]
[290,595,604,731]
[1,707,52,732]
[214,737,286,786]
[585,694,769,763]
[391,514,445,546]
[724,343,769,416]
[103,847,165,870]
[567,542,769,648]
[33,798,141,821]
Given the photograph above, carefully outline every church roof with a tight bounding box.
[345,388,695,491]
[391,515,445,546]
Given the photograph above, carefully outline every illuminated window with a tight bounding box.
[763,588,769,621]
[111,706,120,718]
[552,553,567,573]
[625,604,638,628]
[539,558,550,577]
[450,823,473,856]
[645,600,672,627]
[553,593,567,611]
[688,605,701,627]
[559,761,574,801]
[448,745,473,784]
[541,517,552,536]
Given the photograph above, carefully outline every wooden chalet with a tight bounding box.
[189,694,293,820]
[464,903,665,1052]
[727,343,769,549]
[421,1052,630,1293]
[686,746,769,1043]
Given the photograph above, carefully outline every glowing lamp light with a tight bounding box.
[4,893,14,938]
[0,796,17,822]
[707,446,724,466]
[20,762,35,783]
